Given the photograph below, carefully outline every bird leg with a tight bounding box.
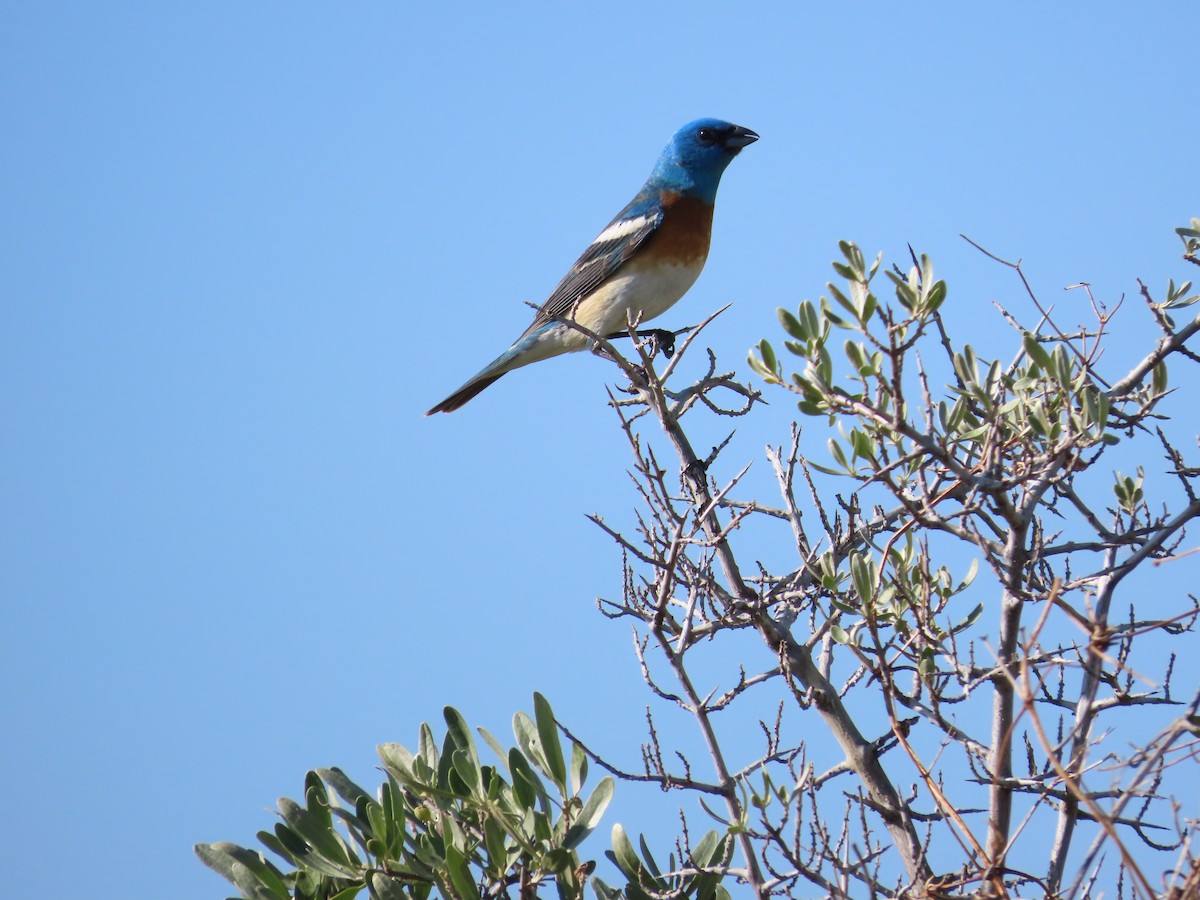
[603,325,696,360]
[590,324,698,397]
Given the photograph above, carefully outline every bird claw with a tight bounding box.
[647,328,676,359]
[603,326,693,360]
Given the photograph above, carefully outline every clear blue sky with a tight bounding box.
[3,4,1196,898]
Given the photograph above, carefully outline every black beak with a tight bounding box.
[724,125,759,149]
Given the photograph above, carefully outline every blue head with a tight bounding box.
[648,118,758,202]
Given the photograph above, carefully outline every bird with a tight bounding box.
[425,118,758,416]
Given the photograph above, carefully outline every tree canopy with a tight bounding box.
[200,221,1200,900]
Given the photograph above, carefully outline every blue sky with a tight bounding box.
[3,4,1197,898]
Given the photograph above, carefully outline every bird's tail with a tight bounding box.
[424,372,506,415]
[425,329,552,415]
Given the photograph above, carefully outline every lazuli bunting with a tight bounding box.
[425,118,758,415]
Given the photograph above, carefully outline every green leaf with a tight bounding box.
[758,339,777,373]
[257,829,294,864]
[483,816,508,875]
[451,748,482,797]
[272,817,311,859]
[477,726,511,776]
[843,340,864,372]
[304,771,332,826]
[849,428,875,462]
[1028,405,1050,437]
[1022,333,1052,370]
[1152,360,1169,395]
[317,767,371,808]
[691,830,724,869]
[831,260,856,282]
[483,766,505,803]
[1052,345,1073,388]
[919,647,937,679]
[195,843,290,899]
[364,797,388,845]
[277,798,356,873]
[564,776,614,849]
[1113,468,1145,513]
[797,400,826,419]
[861,289,878,322]
[800,301,822,343]
[228,861,288,900]
[533,692,568,790]
[827,438,849,471]
[377,742,415,778]
[951,602,984,635]
[570,741,588,795]
[417,722,440,770]
[380,776,406,855]
[815,343,833,384]
[827,281,850,311]
[925,280,947,312]
[370,872,411,900]
[985,359,1002,396]
[509,748,541,810]
[544,847,576,874]
[850,552,874,606]
[747,350,776,382]
[513,712,542,770]
[779,308,806,341]
[444,844,477,900]
[444,707,480,770]
[609,824,645,882]
[637,834,662,879]
[957,558,979,592]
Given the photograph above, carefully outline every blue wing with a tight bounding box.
[424,194,664,415]
[518,193,664,339]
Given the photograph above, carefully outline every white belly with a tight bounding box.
[573,257,706,337]
[500,256,707,372]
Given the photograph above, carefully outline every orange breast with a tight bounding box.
[648,192,715,265]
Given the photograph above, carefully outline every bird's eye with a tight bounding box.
[696,127,717,144]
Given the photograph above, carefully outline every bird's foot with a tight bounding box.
[604,325,695,360]
[646,328,677,359]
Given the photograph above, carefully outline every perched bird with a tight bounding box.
[425,118,758,415]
